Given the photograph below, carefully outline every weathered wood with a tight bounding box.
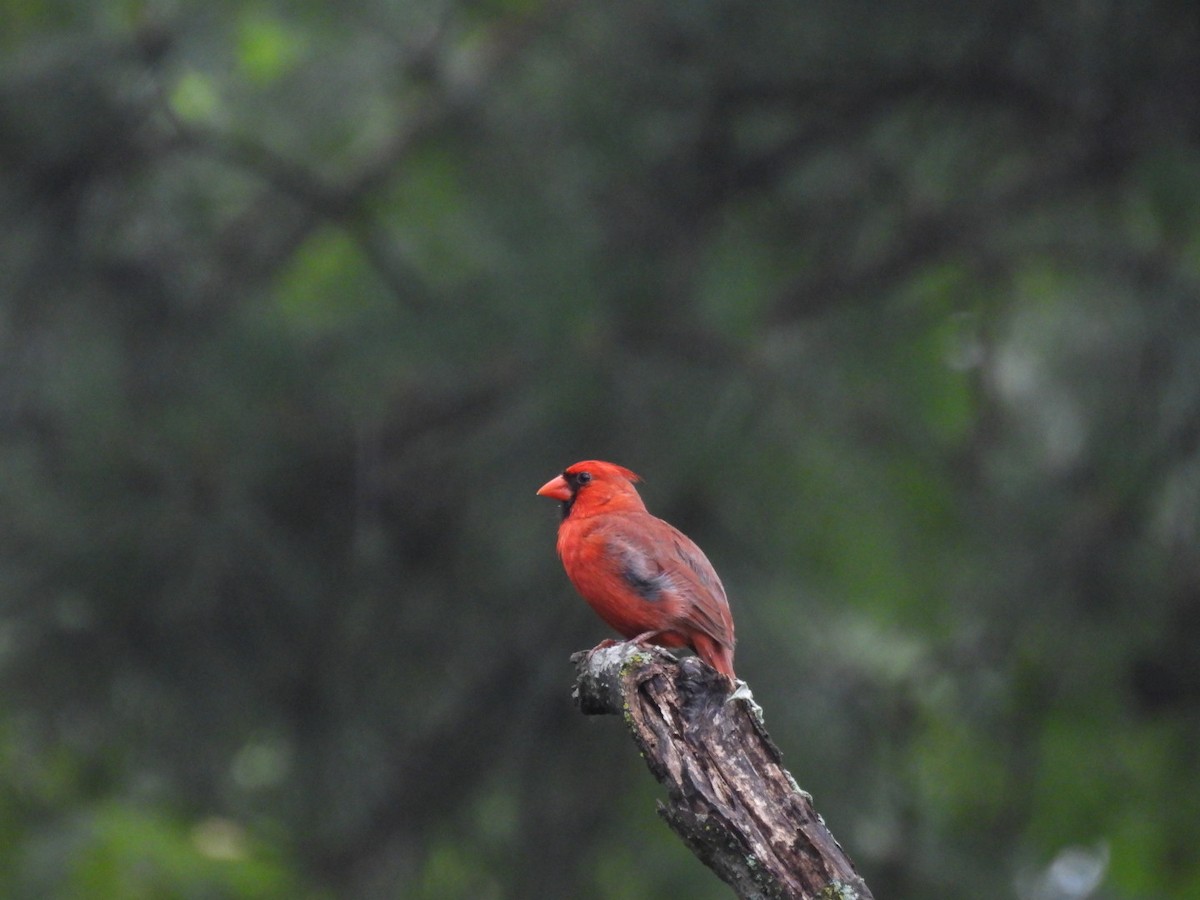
[572,642,874,900]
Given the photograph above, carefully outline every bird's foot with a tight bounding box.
[583,636,668,666]
[580,638,623,668]
[627,629,666,646]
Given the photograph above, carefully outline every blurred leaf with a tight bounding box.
[170,70,220,124]
[236,12,305,86]
[273,226,375,332]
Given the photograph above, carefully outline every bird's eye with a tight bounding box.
[576,471,592,485]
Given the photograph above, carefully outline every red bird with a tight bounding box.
[537,460,736,683]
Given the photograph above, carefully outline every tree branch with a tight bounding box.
[572,643,874,900]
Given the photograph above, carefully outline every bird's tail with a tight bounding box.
[692,633,736,685]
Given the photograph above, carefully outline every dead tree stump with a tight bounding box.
[572,642,875,900]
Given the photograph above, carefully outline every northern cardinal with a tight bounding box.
[537,460,736,683]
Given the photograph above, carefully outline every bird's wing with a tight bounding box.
[599,516,735,651]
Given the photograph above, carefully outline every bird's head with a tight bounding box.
[537,460,645,519]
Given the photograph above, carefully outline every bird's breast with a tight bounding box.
[557,517,678,639]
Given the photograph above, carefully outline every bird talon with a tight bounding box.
[627,629,665,646]
[581,639,620,665]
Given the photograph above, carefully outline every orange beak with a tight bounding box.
[537,474,572,501]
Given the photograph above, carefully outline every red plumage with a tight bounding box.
[537,460,736,683]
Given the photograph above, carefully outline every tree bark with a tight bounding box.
[572,643,874,900]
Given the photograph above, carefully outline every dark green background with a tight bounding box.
[2,1,1198,897]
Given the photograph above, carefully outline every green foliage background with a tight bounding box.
[2,1,1199,897]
